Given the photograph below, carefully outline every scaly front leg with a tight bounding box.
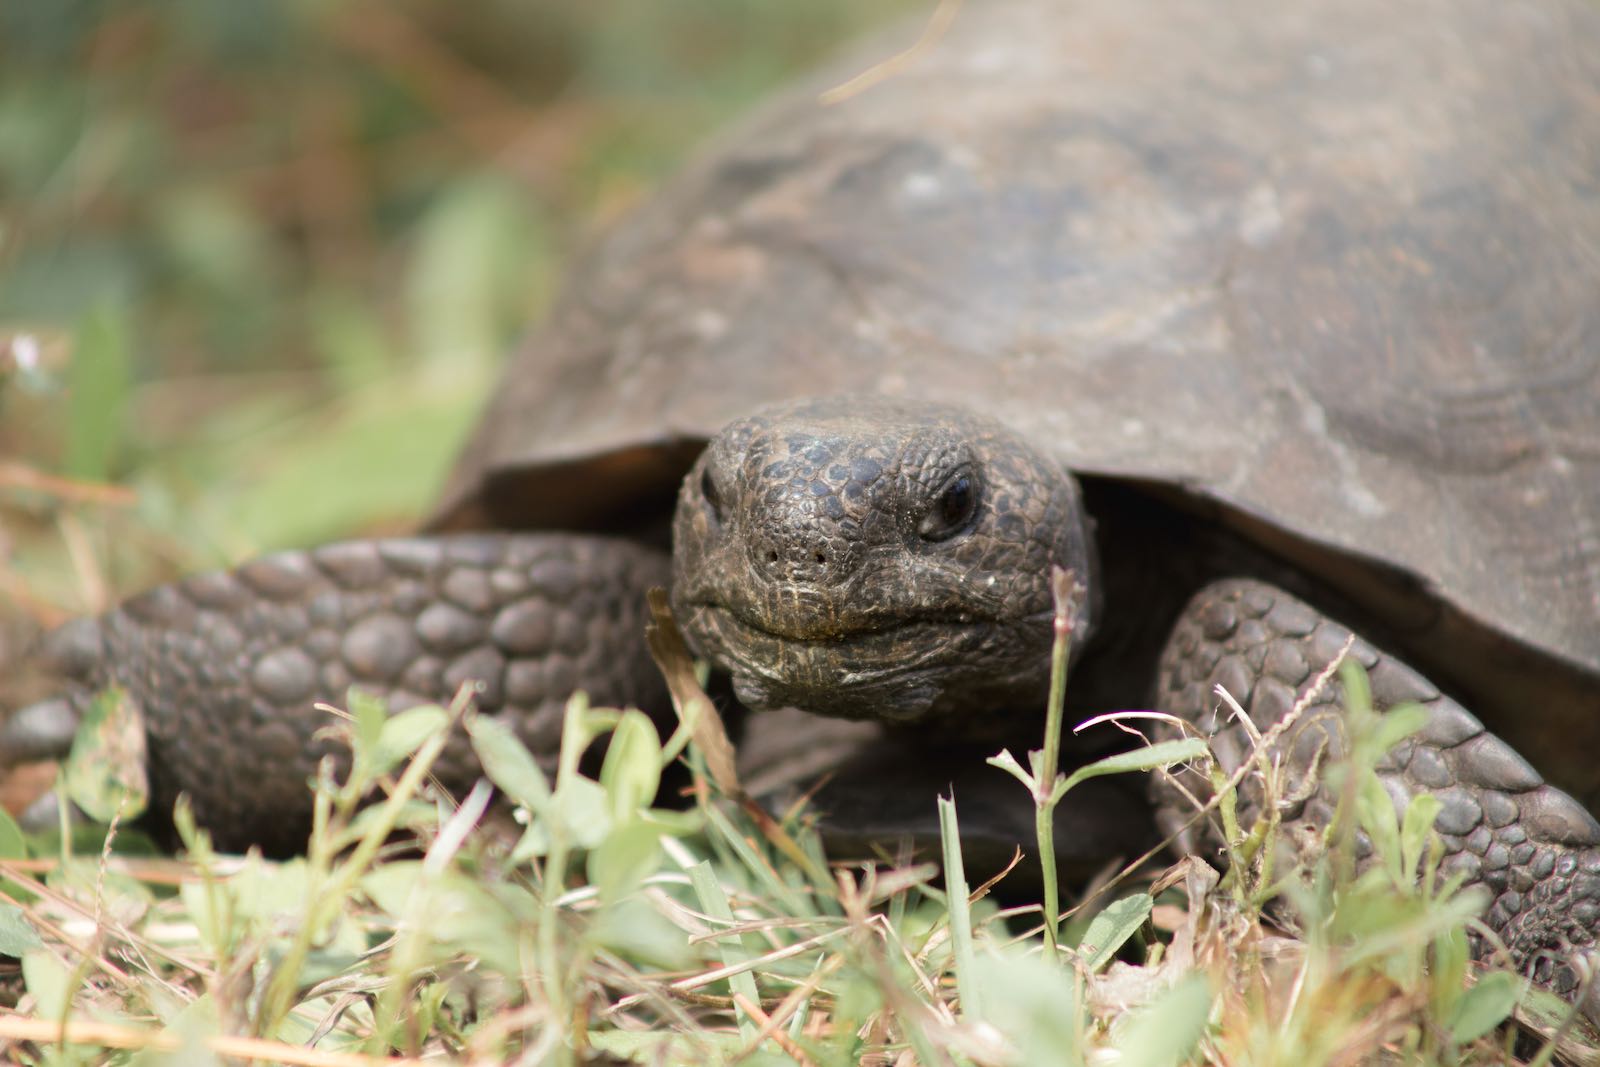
[1,534,671,854]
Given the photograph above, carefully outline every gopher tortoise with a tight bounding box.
[6,0,1600,1021]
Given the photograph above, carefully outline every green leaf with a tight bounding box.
[469,715,551,813]
[587,1030,742,1063]
[1355,773,1402,883]
[407,175,550,384]
[985,748,1034,790]
[360,860,424,918]
[1446,971,1523,1044]
[22,948,71,1017]
[0,806,27,859]
[1371,702,1429,755]
[587,818,662,903]
[1054,738,1209,803]
[1077,892,1153,972]
[699,803,808,916]
[1430,925,1470,1019]
[227,857,310,924]
[554,775,612,850]
[969,951,1085,1067]
[179,877,232,953]
[1516,984,1592,1038]
[1113,973,1213,1067]
[1398,792,1441,883]
[1339,659,1372,716]
[599,710,662,819]
[510,818,551,862]
[938,795,982,1020]
[348,688,391,764]
[1339,890,1486,969]
[639,808,702,837]
[224,385,485,551]
[363,865,522,975]
[0,904,42,955]
[65,685,149,823]
[148,987,220,1038]
[65,304,131,481]
[372,704,450,777]
[688,861,761,1044]
[346,796,439,840]
[590,895,694,971]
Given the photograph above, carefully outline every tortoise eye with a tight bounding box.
[700,465,725,522]
[919,473,978,542]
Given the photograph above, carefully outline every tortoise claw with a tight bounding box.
[36,617,108,680]
[1,614,105,766]
[0,697,82,766]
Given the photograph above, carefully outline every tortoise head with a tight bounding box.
[671,396,1097,728]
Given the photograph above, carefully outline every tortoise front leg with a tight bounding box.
[1152,577,1600,1022]
[1,534,670,854]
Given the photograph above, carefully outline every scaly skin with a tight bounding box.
[671,398,1095,731]
[11,533,669,854]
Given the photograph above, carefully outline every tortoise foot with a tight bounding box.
[1154,577,1600,1023]
[2,533,670,853]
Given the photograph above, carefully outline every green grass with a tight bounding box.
[0,583,1587,1065]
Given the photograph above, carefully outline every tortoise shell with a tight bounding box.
[434,0,1600,798]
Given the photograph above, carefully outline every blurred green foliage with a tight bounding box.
[0,0,914,612]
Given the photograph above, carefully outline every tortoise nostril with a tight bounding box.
[758,545,835,575]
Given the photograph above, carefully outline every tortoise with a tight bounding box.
[5,0,1600,1020]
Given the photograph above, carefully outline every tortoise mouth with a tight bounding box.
[679,601,1049,722]
[691,598,991,644]
[685,600,991,656]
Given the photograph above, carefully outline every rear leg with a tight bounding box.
[2,534,670,854]
[1152,577,1600,1023]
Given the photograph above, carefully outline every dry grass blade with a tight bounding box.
[0,1015,430,1066]
[0,461,138,507]
[645,588,739,795]
[670,926,850,994]
[732,992,821,1066]
[819,0,963,104]
[645,588,830,882]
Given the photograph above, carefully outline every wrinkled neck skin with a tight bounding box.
[671,396,1097,735]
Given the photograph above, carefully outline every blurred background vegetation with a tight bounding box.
[0,0,916,626]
